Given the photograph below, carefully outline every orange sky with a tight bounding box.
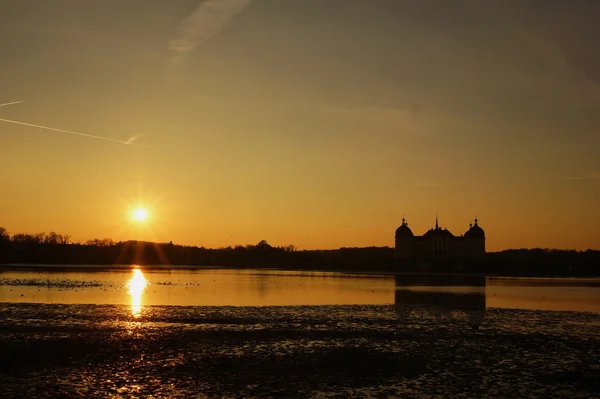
[1,1,599,252]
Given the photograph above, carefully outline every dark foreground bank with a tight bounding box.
[1,304,598,398]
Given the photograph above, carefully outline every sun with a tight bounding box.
[133,208,147,221]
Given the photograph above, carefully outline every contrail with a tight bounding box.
[125,134,144,145]
[0,101,24,108]
[0,117,152,147]
[169,0,253,64]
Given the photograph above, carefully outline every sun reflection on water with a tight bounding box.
[127,267,147,317]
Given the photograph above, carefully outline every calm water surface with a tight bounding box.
[1,267,599,313]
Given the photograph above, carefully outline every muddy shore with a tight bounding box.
[1,303,599,398]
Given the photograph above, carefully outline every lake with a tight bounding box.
[1,267,599,312]
[2,267,599,398]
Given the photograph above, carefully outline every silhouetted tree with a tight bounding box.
[33,233,45,244]
[0,227,9,243]
[86,238,113,247]
[11,233,36,244]
[0,228,599,275]
[256,240,272,249]
[58,234,71,245]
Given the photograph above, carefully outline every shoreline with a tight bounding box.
[2,263,599,279]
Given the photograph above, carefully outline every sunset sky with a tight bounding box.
[1,0,599,251]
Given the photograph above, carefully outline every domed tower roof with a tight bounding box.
[395,218,413,237]
[465,218,485,238]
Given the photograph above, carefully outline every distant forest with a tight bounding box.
[0,227,598,277]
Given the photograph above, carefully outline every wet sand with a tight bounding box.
[1,303,599,398]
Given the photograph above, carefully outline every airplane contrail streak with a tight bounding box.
[0,118,152,147]
[0,101,24,108]
[125,134,144,145]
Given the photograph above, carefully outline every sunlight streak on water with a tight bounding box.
[127,268,147,317]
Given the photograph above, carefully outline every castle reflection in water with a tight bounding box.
[394,274,486,328]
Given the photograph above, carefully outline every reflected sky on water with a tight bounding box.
[1,267,599,313]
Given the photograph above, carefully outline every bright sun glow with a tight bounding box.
[134,208,147,221]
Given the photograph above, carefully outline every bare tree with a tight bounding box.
[12,233,36,244]
[58,234,71,245]
[45,231,60,244]
[0,227,9,242]
[86,238,113,247]
[282,245,296,252]
[34,232,46,244]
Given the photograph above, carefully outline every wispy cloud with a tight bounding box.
[0,118,152,148]
[398,181,479,189]
[549,172,600,181]
[169,0,253,64]
[0,101,24,108]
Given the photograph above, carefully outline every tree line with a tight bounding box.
[0,227,598,276]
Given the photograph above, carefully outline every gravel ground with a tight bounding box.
[1,303,599,398]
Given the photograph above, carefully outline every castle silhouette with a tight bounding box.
[395,217,485,261]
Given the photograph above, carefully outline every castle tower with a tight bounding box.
[464,217,486,259]
[395,218,414,259]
